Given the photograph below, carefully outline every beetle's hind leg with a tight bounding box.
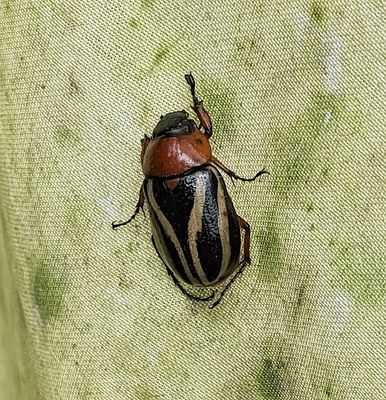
[165,267,215,303]
[151,236,215,302]
[210,156,269,183]
[210,216,252,308]
[112,184,145,229]
[210,260,249,309]
[238,216,251,265]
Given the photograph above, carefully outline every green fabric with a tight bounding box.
[1,0,385,399]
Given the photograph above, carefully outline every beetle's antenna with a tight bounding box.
[185,72,200,105]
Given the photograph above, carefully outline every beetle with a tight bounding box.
[113,73,268,307]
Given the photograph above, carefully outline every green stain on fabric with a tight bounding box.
[306,202,315,212]
[135,385,158,399]
[128,18,139,29]
[256,212,282,282]
[332,242,386,306]
[233,37,262,72]
[254,93,345,284]
[258,358,285,399]
[274,92,344,196]
[33,260,67,322]
[56,126,81,145]
[310,1,327,27]
[150,45,170,72]
[141,0,156,8]
[68,73,80,95]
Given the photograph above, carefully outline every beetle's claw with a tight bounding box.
[112,219,131,230]
[209,298,221,309]
[230,175,236,187]
[243,256,251,265]
[248,169,269,182]
[184,72,195,87]
[258,169,270,178]
[201,290,215,302]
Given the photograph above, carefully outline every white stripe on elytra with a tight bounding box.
[147,180,198,285]
[207,166,231,282]
[188,171,210,286]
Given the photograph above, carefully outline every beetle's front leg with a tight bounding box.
[112,183,145,229]
[185,73,212,137]
[210,156,269,182]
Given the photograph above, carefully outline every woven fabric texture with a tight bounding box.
[0,1,385,399]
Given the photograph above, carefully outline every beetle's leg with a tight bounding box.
[238,216,251,264]
[210,156,269,182]
[185,72,199,104]
[151,236,215,302]
[112,184,145,229]
[185,73,213,137]
[210,216,251,308]
[165,267,215,302]
[210,260,248,309]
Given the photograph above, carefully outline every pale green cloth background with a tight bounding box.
[0,1,385,399]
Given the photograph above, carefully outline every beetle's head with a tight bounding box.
[152,110,197,138]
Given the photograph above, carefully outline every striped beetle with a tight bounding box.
[113,74,268,307]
